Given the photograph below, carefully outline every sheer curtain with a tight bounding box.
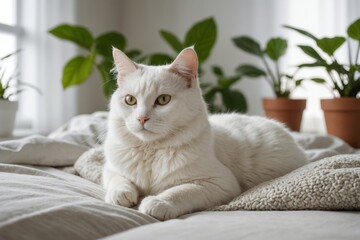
[19,0,78,134]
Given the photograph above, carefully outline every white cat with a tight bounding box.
[103,47,308,220]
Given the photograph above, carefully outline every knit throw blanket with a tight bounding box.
[74,150,360,211]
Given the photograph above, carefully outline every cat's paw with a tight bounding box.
[138,196,179,220]
[105,187,138,207]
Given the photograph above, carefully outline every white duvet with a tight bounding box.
[0,112,359,240]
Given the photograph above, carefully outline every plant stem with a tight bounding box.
[261,56,277,90]
[275,60,281,82]
[264,76,273,88]
[328,70,342,97]
[330,56,345,90]
[355,41,360,65]
[347,37,352,66]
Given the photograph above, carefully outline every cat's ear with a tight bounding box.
[169,47,198,87]
[113,47,137,82]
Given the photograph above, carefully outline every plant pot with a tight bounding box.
[262,98,306,132]
[0,100,18,137]
[321,98,360,148]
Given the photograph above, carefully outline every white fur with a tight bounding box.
[103,48,308,220]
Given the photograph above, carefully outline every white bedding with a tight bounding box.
[0,112,359,240]
[0,164,157,240]
[105,211,360,240]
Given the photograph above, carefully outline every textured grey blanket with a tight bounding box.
[74,149,360,211]
[213,154,360,211]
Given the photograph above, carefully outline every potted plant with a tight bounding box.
[232,36,306,131]
[202,65,247,113]
[285,18,360,147]
[0,51,40,137]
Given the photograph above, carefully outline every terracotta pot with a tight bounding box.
[262,98,306,132]
[0,100,18,137]
[321,98,360,148]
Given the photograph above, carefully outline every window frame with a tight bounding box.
[0,0,23,51]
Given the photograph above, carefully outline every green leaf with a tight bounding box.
[236,64,266,77]
[0,50,20,61]
[49,24,93,50]
[203,86,219,103]
[95,32,126,59]
[327,61,347,74]
[347,18,360,41]
[160,30,184,53]
[297,61,327,68]
[143,53,174,65]
[184,17,217,63]
[297,45,324,62]
[283,25,318,41]
[265,37,287,61]
[310,78,327,84]
[220,89,247,113]
[353,65,360,71]
[295,79,304,86]
[218,76,241,89]
[347,79,360,96]
[212,65,224,77]
[233,36,263,56]
[316,37,346,56]
[97,60,116,97]
[62,55,93,88]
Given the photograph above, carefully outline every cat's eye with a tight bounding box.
[156,94,171,106]
[125,95,137,105]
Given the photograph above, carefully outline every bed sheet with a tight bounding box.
[105,211,360,240]
[0,163,157,240]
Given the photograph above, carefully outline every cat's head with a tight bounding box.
[110,47,207,142]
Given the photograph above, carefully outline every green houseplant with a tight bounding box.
[49,25,143,97]
[157,17,247,113]
[232,36,306,131]
[285,18,360,147]
[0,51,40,137]
[203,66,247,113]
[49,18,248,113]
[151,17,216,71]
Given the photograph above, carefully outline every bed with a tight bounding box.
[0,112,359,240]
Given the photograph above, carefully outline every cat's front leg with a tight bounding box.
[103,167,139,207]
[139,180,239,220]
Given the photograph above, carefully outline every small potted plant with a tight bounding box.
[0,51,40,137]
[232,36,306,131]
[285,18,360,147]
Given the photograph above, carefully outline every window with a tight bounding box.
[0,0,22,96]
[0,0,30,132]
[1,0,77,135]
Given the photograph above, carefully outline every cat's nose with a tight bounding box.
[137,116,150,125]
